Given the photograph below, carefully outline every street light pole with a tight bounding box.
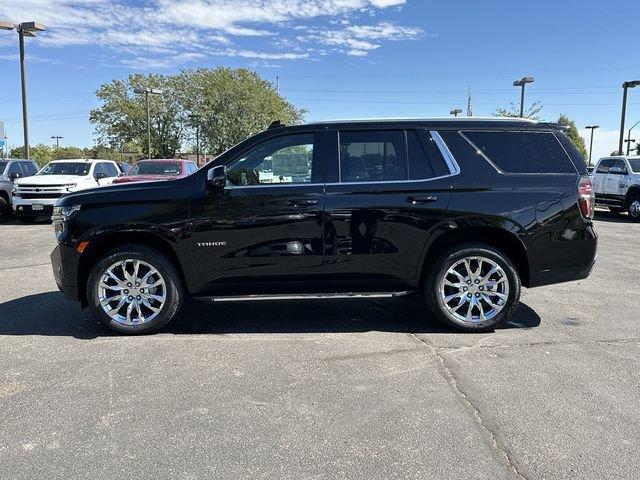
[189,114,201,166]
[619,81,640,155]
[51,136,62,150]
[133,87,163,159]
[0,21,46,160]
[625,120,640,156]
[585,125,599,167]
[513,76,534,118]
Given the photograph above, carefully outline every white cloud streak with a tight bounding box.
[0,0,424,68]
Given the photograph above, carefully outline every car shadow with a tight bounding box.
[594,209,635,223]
[0,291,541,339]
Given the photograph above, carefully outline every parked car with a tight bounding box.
[111,159,197,184]
[13,159,121,222]
[0,158,39,220]
[591,155,640,219]
[50,118,597,334]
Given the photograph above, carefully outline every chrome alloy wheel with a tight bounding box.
[629,200,640,218]
[439,256,510,324]
[98,259,167,326]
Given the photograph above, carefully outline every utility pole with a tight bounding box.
[0,21,46,160]
[585,125,599,167]
[51,136,62,150]
[625,120,640,156]
[189,114,201,166]
[276,75,279,94]
[619,81,640,155]
[625,139,636,156]
[133,87,163,159]
[513,76,534,118]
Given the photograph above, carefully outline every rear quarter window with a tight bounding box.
[462,130,577,174]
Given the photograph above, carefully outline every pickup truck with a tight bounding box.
[592,156,640,220]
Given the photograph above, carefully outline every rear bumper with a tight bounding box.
[528,251,597,287]
[51,244,80,301]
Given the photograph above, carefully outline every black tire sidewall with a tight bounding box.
[87,246,183,334]
[628,196,640,220]
[425,244,521,332]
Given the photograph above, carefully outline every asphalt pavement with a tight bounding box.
[0,210,638,479]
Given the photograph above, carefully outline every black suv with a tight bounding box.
[50,118,597,334]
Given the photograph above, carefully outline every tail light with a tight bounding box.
[578,176,595,220]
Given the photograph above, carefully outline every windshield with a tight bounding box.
[629,159,640,173]
[40,162,90,176]
[130,162,181,176]
[0,161,7,175]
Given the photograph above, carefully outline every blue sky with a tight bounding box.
[0,0,639,159]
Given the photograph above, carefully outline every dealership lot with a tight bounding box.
[0,212,638,480]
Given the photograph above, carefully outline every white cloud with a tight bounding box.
[0,0,425,67]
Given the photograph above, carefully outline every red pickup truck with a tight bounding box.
[112,159,198,184]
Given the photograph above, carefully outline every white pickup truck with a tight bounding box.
[12,158,121,222]
[592,156,640,220]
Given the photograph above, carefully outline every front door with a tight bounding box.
[323,127,452,289]
[191,131,326,293]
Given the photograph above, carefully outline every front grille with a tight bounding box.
[19,193,64,199]
[17,184,71,189]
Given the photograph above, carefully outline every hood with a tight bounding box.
[14,174,89,186]
[112,174,177,184]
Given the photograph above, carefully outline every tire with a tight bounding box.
[608,206,625,214]
[0,195,11,222]
[627,196,640,221]
[423,242,521,332]
[87,244,184,334]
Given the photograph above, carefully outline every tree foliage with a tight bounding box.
[556,114,587,161]
[90,68,304,158]
[494,101,543,120]
[10,144,122,167]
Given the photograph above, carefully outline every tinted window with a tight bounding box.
[463,131,577,174]
[20,162,37,176]
[103,162,119,177]
[596,159,614,174]
[340,130,406,182]
[0,161,8,175]
[407,130,434,180]
[93,163,107,178]
[227,133,315,186]
[7,162,22,176]
[629,159,640,173]
[611,159,628,174]
[556,131,587,174]
[41,162,90,176]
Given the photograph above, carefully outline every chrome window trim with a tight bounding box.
[224,182,320,190]
[429,130,461,176]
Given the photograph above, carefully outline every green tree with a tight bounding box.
[90,68,304,159]
[10,144,53,166]
[557,114,587,161]
[494,101,543,120]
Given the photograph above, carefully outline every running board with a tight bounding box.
[194,291,414,303]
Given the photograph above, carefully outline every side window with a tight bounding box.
[339,130,406,182]
[93,163,106,178]
[227,133,315,186]
[462,130,577,174]
[103,163,119,177]
[7,162,22,177]
[187,162,197,174]
[21,162,37,176]
[596,159,614,174]
[611,159,628,174]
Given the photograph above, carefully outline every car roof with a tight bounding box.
[301,116,541,128]
[137,159,184,162]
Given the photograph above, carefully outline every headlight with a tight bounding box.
[52,204,81,222]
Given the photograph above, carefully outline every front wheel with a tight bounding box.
[628,196,640,221]
[424,243,521,332]
[87,245,184,334]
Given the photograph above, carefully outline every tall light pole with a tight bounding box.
[585,125,599,167]
[625,120,640,156]
[450,108,462,117]
[618,81,640,155]
[0,21,46,160]
[513,76,534,118]
[189,114,201,166]
[51,135,62,150]
[133,87,163,159]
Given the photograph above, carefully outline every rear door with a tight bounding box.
[323,127,452,287]
[593,159,613,195]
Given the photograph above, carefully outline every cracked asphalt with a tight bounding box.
[0,210,639,479]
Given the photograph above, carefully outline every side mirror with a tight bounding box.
[9,172,21,181]
[207,165,226,189]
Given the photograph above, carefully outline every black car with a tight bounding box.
[51,118,597,334]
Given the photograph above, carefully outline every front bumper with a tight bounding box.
[13,196,57,215]
[51,243,80,301]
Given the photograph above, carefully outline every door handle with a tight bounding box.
[406,195,438,204]
[288,199,319,207]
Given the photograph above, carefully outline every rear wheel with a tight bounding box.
[628,196,640,221]
[424,243,521,332]
[87,245,184,334]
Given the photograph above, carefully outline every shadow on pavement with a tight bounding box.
[594,210,636,224]
[0,291,541,339]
